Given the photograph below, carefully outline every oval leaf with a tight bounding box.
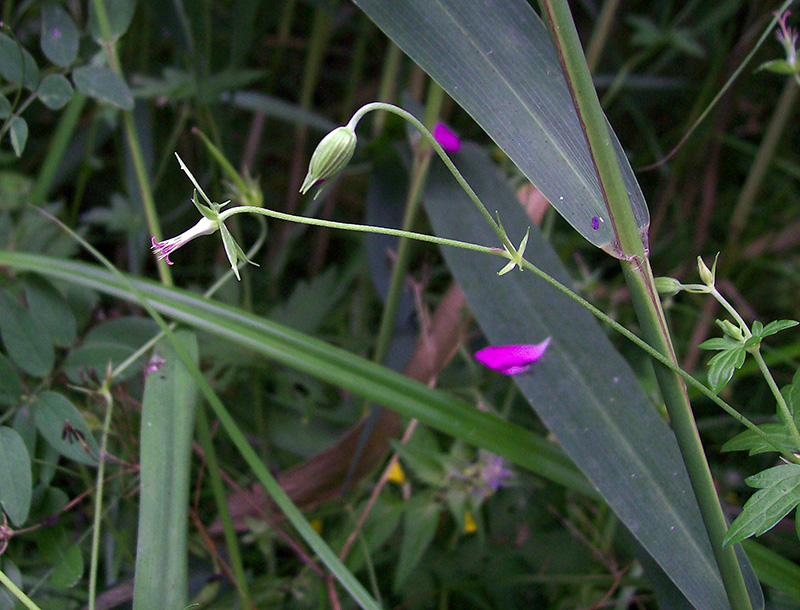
[0,288,54,377]
[32,391,99,466]
[37,73,74,110]
[0,352,24,407]
[0,426,33,526]
[41,2,80,67]
[72,65,134,110]
[88,0,137,42]
[23,275,77,347]
[9,116,28,157]
[0,34,39,89]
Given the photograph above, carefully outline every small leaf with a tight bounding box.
[32,391,99,466]
[72,65,134,110]
[0,34,40,89]
[760,319,799,339]
[9,115,28,157]
[724,464,800,546]
[699,336,740,351]
[0,426,33,526]
[0,352,24,407]
[37,73,74,110]
[0,288,55,377]
[707,347,746,393]
[757,59,800,75]
[394,494,441,591]
[41,2,79,67]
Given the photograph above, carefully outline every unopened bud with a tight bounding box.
[697,256,715,287]
[654,276,683,296]
[300,125,357,195]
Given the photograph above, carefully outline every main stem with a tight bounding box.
[541,1,752,608]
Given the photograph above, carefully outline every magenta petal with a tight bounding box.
[433,123,461,152]
[474,338,551,375]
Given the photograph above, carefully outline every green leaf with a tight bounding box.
[0,559,23,610]
[133,331,199,610]
[742,540,800,604]
[419,143,761,610]
[8,115,28,157]
[32,391,99,466]
[0,352,24,407]
[0,288,55,377]
[23,275,77,347]
[724,464,800,546]
[757,59,800,75]
[394,494,442,591]
[698,336,740,350]
[707,347,746,393]
[759,319,799,338]
[40,2,79,67]
[72,65,134,110]
[790,368,800,416]
[37,73,74,110]
[722,424,795,456]
[34,525,84,589]
[352,0,648,254]
[88,0,137,41]
[0,34,39,89]
[0,426,32,526]
[0,93,10,118]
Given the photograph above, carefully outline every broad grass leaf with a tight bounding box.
[0,426,32,526]
[421,142,761,610]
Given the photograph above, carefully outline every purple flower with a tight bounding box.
[151,216,219,265]
[474,338,551,375]
[433,123,461,152]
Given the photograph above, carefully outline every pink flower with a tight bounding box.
[474,338,551,375]
[151,216,219,265]
[433,123,461,152]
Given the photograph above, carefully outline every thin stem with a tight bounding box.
[0,569,42,610]
[87,383,114,610]
[751,349,800,450]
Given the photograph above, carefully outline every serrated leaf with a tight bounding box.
[37,73,74,110]
[394,494,441,591]
[0,288,55,377]
[0,426,32,526]
[0,34,39,89]
[9,115,28,157]
[707,347,746,393]
[72,65,134,110]
[698,336,740,351]
[722,424,795,456]
[32,391,99,466]
[760,319,799,338]
[724,464,800,546]
[41,2,79,67]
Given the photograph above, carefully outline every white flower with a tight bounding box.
[150,216,219,265]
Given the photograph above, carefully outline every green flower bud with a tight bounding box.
[654,276,683,296]
[300,125,357,196]
[697,255,716,287]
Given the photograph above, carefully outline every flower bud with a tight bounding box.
[300,125,357,195]
[697,256,715,287]
[654,276,683,296]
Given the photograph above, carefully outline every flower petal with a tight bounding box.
[474,338,551,375]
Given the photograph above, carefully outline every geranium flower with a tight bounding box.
[474,337,551,375]
[151,216,219,265]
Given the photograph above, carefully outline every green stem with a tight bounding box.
[541,1,752,608]
[0,568,42,610]
[751,349,800,450]
[87,384,114,610]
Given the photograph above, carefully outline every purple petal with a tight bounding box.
[474,338,551,375]
[433,123,461,152]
